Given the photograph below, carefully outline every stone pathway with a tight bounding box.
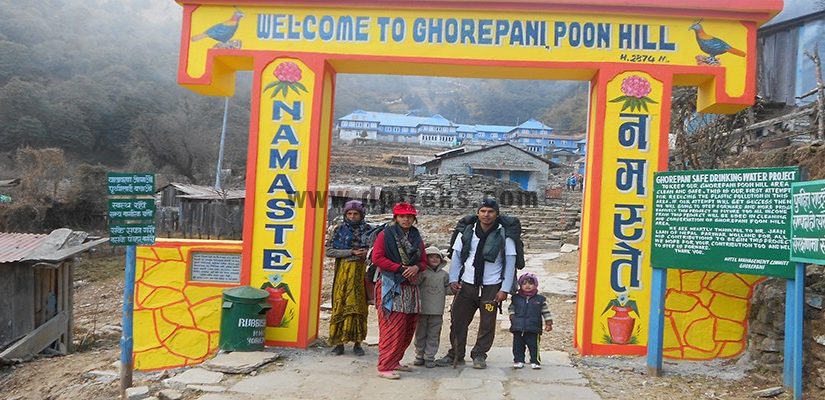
[187,346,599,400]
[126,251,596,400]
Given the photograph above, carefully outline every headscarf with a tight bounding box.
[331,205,367,250]
[517,272,539,297]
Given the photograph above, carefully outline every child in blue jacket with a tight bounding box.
[508,272,553,369]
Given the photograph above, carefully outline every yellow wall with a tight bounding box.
[133,240,242,371]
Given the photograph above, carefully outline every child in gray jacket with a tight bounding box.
[413,246,451,368]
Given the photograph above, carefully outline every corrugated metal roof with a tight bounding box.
[339,110,455,128]
[0,233,48,264]
[474,124,515,133]
[762,0,821,29]
[516,119,553,131]
[162,183,245,200]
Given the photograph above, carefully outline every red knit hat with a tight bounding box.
[392,202,417,216]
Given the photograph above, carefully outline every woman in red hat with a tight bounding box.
[371,202,427,379]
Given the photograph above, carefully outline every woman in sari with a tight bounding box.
[371,202,427,379]
[325,199,370,356]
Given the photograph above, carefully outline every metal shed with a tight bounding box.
[0,229,107,361]
[156,183,245,239]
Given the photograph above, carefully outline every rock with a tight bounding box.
[808,294,825,310]
[100,324,122,334]
[203,351,279,374]
[158,389,183,400]
[83,370,118,384]
[320,302,332,310]
[565,299,576,304]
[164,368,224,388]
[187,385,227,393]
[815,367,825,389]
[320,312,331,321]
[758,337,781,353]
[499,319,511,331]
[560,243,579,253]
[752,386,784,397]
[125,386,150,400]
[815,335,825,346]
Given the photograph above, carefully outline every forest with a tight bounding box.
[0,0,586,232]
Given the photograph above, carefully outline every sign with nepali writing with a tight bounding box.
[108,199,155,221]
[651,167,799,278]
[109,224,156,246]
[107,173,155,196]
[190,252,242,283]
[249,58,316,343]
[588,72,665,350]
[790,179,825,264]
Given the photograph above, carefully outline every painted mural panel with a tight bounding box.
[184,5,751,102]
[250,58,316,344]
[591,71,664,350]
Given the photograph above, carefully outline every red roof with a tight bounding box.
[0,233,48,264]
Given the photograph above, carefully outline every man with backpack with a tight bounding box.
[436,197,518,369]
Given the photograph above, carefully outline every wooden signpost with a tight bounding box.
[107,172,155,399]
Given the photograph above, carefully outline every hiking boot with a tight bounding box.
[330,345,344,355]
[472,357,487,369]
[353,344,365,356]
[413,357,425,366]
[435,355,464,367]
[425,360,437,368]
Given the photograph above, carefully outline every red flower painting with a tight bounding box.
[610,75,658,112]
[263,62,308,98]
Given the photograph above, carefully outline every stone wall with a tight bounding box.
[748,273,825,390]
[414,174,537,213]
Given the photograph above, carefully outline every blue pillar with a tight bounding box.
[646,267,667,376]
[783,278,794,388]
[793,263,805,400]
[120,245,136,394]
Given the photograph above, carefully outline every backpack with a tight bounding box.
[361,223,387,283]
[447,214,526,271]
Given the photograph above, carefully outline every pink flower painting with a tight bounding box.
[263,62,308,98]
[609,75,658,112]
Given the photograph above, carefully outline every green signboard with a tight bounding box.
[108,199,155,221]
[107,173,155,196]
[790,179,825,264]
[109,223,156,246]
[651,167,800,278]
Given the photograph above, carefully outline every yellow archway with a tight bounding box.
[131,0,781,370]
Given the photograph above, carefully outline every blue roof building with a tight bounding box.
[337,110,586,161]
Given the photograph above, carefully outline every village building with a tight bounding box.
[337,110,586,159]
[758,1,825,106]
[421,143,558,191]
[155,183,245,239]
[0,229,106,360]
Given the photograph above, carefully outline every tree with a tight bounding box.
[668,88,757,170]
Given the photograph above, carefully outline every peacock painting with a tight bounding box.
[689,20,746,66]
[191,8,245,49]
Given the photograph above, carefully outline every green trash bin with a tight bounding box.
[219,286,271,352]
